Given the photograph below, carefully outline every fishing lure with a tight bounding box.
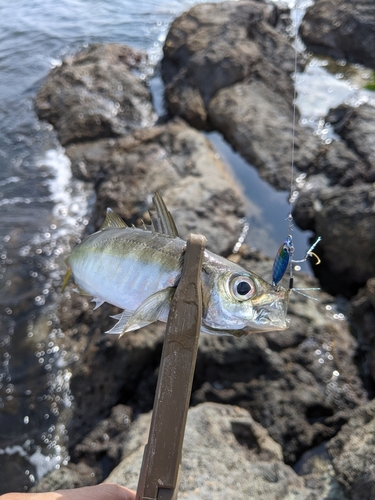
[272,234,321,295]
[272,236,294,287]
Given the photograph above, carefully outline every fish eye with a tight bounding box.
[230,276,256,301]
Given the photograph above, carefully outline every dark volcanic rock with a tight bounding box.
[191,250,367,464]
[56,293,165,448]
[350,278,375,388]
[161,0,322,190]
[310,140,367,188]
[35,44,156,146]
[30,28,373,496]
[300,0,375,70]
[65,118,246,256]
[292,103,375,296]
[160,0,375,300]
[327,399,375,499]
[208,80,321,190]
[72,404,133,480]
[162,1,266,125]
[326,103,375,183]
[293,182,375,297]
[48,115,248,456]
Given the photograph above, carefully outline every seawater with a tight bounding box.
[0,0,372,493]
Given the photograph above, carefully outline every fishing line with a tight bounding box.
[271,0,321,296]
[288,0,299,233]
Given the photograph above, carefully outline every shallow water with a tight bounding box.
[0,0,374,493]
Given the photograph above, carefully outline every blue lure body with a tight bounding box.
[272,236,294,287]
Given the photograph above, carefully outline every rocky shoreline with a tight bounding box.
[29,1,375,499]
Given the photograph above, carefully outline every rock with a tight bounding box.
[106,402,328,499]
[31,405,133,491]
[161,1,268,129]
[326,103,375,183]
[293,173,375,297]
[48,114,247,453]
[294,443,348,500]
[298,94,375,298]
[307,139,367,188]
[161,0,322,190]
[290,103,375,296]
[55,291,165,447]
[35,44,156,146]
[191,249,367,464]
[30,462,98,492]
[349,278,375,386]
[65,118,246,256]
[30,34,372,497]
[327,399,375,499]
[300,0,375,70]
[72,405,133,480]
[160,0,375,300]
[208,80,321,190]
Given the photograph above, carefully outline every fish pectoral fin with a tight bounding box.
[73,285,91,296]
[106,288,175,337]
[121,287,175,336]
[149,191,179,238]
[91,297,105,310]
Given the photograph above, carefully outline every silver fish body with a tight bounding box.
[65,194,290,337]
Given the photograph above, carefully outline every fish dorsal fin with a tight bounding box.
[100,208,128,230]
[150,191,179,238]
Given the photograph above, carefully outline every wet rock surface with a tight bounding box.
[26,1,375,497]
[31,251,368,497]
[65,118,246,256]
[300,0,375,70]
[293,104,375,296]
[327,398,375,499]
[160,0,375,299]
[326,103,375,183]
[35,44,156,146]
[349,278,375,390]
[161,0,322,190]
[192,250,367,465]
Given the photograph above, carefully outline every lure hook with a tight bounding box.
[272,234,322,299]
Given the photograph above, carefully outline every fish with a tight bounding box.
[63,192,290,337]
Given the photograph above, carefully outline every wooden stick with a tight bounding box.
[136,234,206,500]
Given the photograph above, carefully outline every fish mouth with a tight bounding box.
[249,291,290,332]
[252,306,290,331]
[201,296,290,337]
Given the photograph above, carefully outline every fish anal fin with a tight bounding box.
[100,208,128,230]
[106,310,134,335]
[91,297,105,310]
[149,191,179,238]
